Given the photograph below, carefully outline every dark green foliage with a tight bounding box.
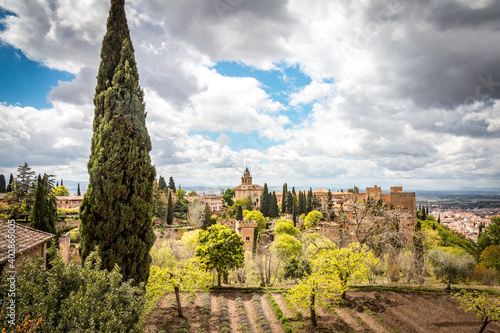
[478,216,500,252]
[219,297,231,332]
[252,294,272,333]
[79,0,155,285]
[281,183,287,214]
[199,292,211,332]
[29,174,56,234]
[292,202,297,227]
[6,173,14,192]
[167,191,174,225]
[298,191,306,215]
[285,191,293,215]
[284,257,311,280]
[260,183,270,217]
[223,188,235,207]
[77,183,81,196]
[0,174,5,193]
[252,226,259,254]
[153,183,167,220]
[0,250,145,332]
[168,176,176,191]
[158,176,167,190]
[235,204,243,221]
[306,188,313,213]
[269,191,279,218]
[202,203,213,230]
[421,219,477,256]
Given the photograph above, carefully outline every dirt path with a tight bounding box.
[225,294,241,333]
[241,293,260,333]
[260,294,285,333]
[209,293,219,333]
[334,307,367,332]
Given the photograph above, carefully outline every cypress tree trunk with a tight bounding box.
[79,0,155,285]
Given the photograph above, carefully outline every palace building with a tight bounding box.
[232,167,263,208]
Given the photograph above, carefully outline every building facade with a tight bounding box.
[232,167,263,208]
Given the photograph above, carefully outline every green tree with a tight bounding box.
[306,188,313,213]
[260,183,270,217]
[79,0,156,285]
[77,183,81,196]
[15,162,36,200]
[0,174,5,193]
[236,196,253,211]
[235,205,243,221]
[269,191,279,218]
[304,210,323,229]
[274,219,300,236]
[167,191,174,225]
[285,191,293,215]
[51,185,70,196]
[428,248,475,289]
[153,181,167,219]
[30,174,56,234]
[176,188,186,200]
[188,190,198,196]
[0,250,145,332]
[478,217,500,252]
[6,173,14,192]
[281,183,287,214]
[158,176,167,190]
[196,224,244,286]
[201,203,213,230]
[480,245,500,271]
[222,188,235,207]
[147,259,211,318]
[286,247,347,327]
[245,210,266,230]
[168,176,176,191]
[453,290,500,333]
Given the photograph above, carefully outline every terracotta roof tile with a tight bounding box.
[0,220,54,264]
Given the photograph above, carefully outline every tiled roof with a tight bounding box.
[233,184,263,191]
[0,221,54,264]
[55,196,84,200]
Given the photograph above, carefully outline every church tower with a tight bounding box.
[241,166,252,185]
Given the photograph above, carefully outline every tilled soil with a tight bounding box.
[145,289,500,333]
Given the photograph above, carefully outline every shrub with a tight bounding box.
[0,250,145,332]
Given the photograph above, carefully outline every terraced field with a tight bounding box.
[145,289,500,333]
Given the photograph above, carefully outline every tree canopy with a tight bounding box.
[195,224,244,286]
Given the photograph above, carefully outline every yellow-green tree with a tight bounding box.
[286,248,347,327]
[51,185,70,196]
[274,219,300,236]
[146,259,211,318]
[304,210,322,229]
[453,290,500,333]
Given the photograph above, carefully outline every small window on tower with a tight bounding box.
[246,237,250,241]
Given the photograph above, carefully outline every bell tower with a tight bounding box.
[241,166,252,185]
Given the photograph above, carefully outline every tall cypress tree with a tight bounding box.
[158,176,167,191]
[168,176,176,191]
[285,191,293,215]
[77,183,81,196]
[306,188,313,213]
[30,174,56,234]
[79,0,156,285]
[0,174,5,193]
[235,205,243,221]
[6,173,14,192]
[269,191,279,218]
[167,191,174,225]
[260,183,270,217]
[281,183,287,214]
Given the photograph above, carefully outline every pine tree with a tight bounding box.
[281,183,287,214]
[77,183,81,196]
[0,174,5,193]
[79,0,155,285]
[260,183,270,217]
[30,174,56,234]
[167,191,174,225]
[168,176,176,191]
[6,173,14,192]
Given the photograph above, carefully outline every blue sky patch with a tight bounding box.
[0,43,74,109]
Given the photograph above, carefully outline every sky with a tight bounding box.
[0,0,500,193]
